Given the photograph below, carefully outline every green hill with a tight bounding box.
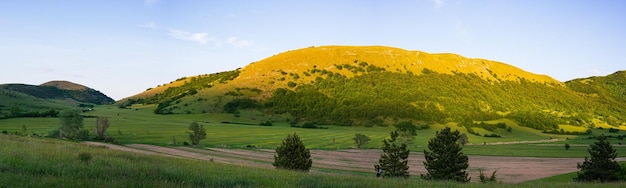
[123,46,625,131]
[0,81,114,119]
[565,71,626,126]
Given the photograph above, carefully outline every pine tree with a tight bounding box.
[378,131,410,178]
[422,127,470,182]
[273,132,312,172]
[575,134,621,182]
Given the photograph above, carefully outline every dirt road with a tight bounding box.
[84,142,606,183]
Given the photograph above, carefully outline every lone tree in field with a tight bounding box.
[394,121,418,145]
[95,117,110,140]
[273,132,312,172]
[422,127,470,182]
[353,133,371,149]
[188,122,206,145]
[378,131,410,178]
[575,134,621,182]
[58,109,88,140]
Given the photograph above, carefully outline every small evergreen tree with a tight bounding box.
[575,134,621,182]
[353,133,371,149]
[188,122,206,145]
[273,133,312,172]
[378,131,410,178]
[422,127,470,182]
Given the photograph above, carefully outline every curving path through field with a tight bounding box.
[83,142,623,183]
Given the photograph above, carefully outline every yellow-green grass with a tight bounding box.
[560,124,590,132]
[3,134,625,187]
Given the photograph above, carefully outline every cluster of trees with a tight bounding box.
[48,109,111,141]
[258,67,619,130]
[1,107,59,119]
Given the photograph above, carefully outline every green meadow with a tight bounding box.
[3,104,626,187]
[3,104,626,158]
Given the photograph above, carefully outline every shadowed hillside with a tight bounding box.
[0,81,114,119]
[123,46,625,130]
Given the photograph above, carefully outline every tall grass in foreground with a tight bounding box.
[0,135,623,188]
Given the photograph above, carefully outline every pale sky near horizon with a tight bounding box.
[1,0,625,100]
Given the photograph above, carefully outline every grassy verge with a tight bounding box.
[2,134,625,187]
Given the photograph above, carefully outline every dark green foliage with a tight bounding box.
[565,143,571,150]
[416,123,431,130]
[223,98,259,113]
[479,169,497,183]
[287,81,297,88]
[273,133,312,172]
[57,109,88,140]
[458,133,469,146]
[422,127,470,182]
[264,69,607,129]
[507,111,560,130]
[394,121,418,145]
[566,71,626,124]
[301,122,318,129]
[484,134,501,138]
[0,83,114,105]
[352,133,370,149]
[378,131,410,178]
[188,122,206,145]
[575,134,621,182]
[259,121,273,126]
[2,106,59,119]
[141,70,240,113]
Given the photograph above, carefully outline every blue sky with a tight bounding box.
[1,0,625,100]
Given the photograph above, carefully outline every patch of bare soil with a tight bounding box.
[83,142,623,183]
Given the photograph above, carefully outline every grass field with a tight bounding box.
[2,134,625,188]
[2,104,626,158]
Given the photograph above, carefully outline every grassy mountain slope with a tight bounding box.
[125,46,625,130]
[0,81,114,119]
[566,71,626,126]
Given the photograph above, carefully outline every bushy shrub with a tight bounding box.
[484,134,501,138]
[479,169,497,183]
[273,133,312,172]
[259,121,273,126]
[302,122,318,129]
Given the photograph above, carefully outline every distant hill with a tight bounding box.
[122,46,625,130]
[0,81,114,119]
